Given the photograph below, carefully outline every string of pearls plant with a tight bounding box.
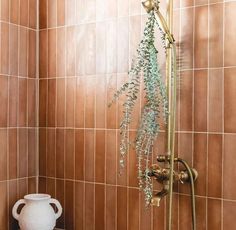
[109,11,168,205]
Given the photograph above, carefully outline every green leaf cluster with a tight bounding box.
[109,11,168,205]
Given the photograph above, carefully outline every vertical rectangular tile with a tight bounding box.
[117,186,127,230]
[66,26,76,76]
[56,129,65,179]
[66,0,77,25]
[75,130,85,180]
[180,7,193,70]
[39,129,46,176]
[96,75,106,128]
[106,185,117,230]
[193,133,207,196]
[48,0,57,28]
[179,195,192,230]
[48,29,57,77]
[224,68,236,133]
[39,0,47,29]
[179,133,193,194]
[9,24,18,76]
[0,130,7,181]
[140,193,151,230]
[75,77,85,128]
[46,178,56,197]
[28,129,36,177]
[8,129,17,179]
[209,3,223,68]
[39,79,48,127]
[46,129,56,177]
[129,131,138,187]
[194,6,208,68]
[106,20,117,73]
[66,78,76,127]
[208,199,221,230]
[10,0,19,24]
[18,178,27,198]
[128,188,139,230]
[223,201,236,230]
[0,23,9,75]
[56,179,65,229]
[19,129,28,178]
[39,30,48,78]
[75,182,84,230]
[96,22,106,74]
[65,129,75,179]
[194,70,208,132]
[9,180,18,229]
[85,183,95,230]
[57,0,65,26]
[28,30,36,78]
[117,18,129,73]
[95,130,105,183]
[29,0,37,29]
[28,79,36,127]
[38,177,46,193]
[1,0,9,22]
[106,130,117,185]
[47,79,56,127]
[106,75,117,129]
[208,134,222,198]
[18,78,27,127]
[208,69,223,132]
[196,197,207,229]
[224,135,236,200]
[56,28,65,77]
[0,182,8,229]
[28,177,37,194]
[85,130,95,182]
[85,76,96,128]
[65,181,75,229]
[224,2,236,67]
[19,27,28,77]
[9,76,18,127]
[95,184,105,230]
[0,76,8,127]
[56,78,65,127]
[76,24,96,76]
[180,70,193,131]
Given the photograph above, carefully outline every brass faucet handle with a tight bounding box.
[151,196,161,207]
[151,164,161,171]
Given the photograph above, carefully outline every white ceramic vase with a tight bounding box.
[12,194,62,230]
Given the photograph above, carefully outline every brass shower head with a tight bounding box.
[142,0,157,13]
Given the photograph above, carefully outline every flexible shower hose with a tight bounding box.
[177,158,197,230]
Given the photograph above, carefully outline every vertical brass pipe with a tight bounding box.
[165,0,176,229]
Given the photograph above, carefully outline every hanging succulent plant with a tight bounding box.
[109,11,168,205]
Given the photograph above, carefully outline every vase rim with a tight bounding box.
[24,193,51,201]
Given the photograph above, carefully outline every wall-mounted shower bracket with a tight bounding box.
[149,155,198,207]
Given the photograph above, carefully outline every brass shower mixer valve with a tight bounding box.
[149,155,198,207]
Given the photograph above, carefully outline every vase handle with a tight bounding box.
[50,198,62,219]
[12,199,26,220]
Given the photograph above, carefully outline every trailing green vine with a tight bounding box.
[109,11,168,206]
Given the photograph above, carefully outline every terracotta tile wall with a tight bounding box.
[0,0,38,229]
[38,0,236,230]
